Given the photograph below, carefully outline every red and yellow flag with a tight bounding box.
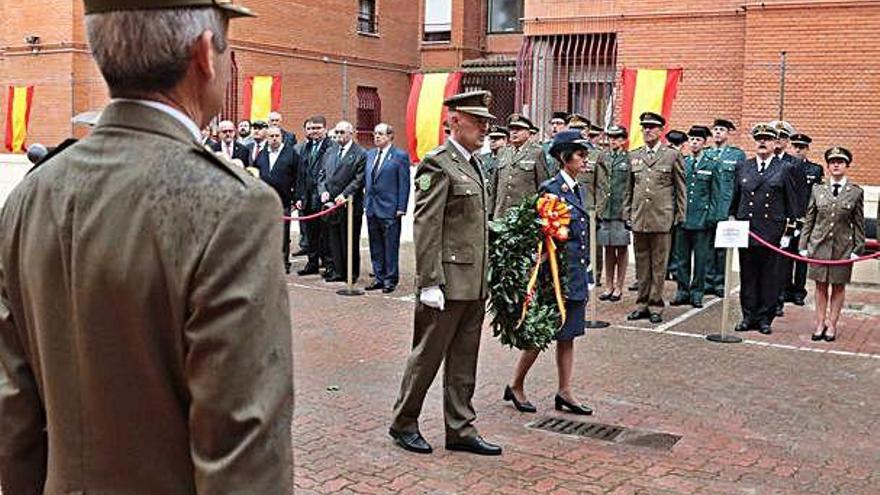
[619,68,682,150]
[242,75,281,122]
[406,72,461,163]
[4,86,35,153]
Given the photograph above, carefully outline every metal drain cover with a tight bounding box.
[527,416,681,451]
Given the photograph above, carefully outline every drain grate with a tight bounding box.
[528,416,625,442]
[527,416,681,451]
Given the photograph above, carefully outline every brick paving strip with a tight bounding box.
[290,247,880,494]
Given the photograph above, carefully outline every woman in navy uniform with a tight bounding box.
[504,131,593,416]
[798,147,865,342]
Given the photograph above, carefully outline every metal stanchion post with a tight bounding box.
[337,196,364,297]
[706,247,742,343]
[585,208,609,328]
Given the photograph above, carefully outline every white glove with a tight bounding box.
[850,253,859,260]
[420,286,445,311]
[799,250,808,257]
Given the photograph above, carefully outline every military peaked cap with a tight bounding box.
[566,113,590,129]
[824,146,852,164]
[665,130,687,146]
[751,124,778,140]
[550,111,569,123]
[789,133,812,146]
[506,113,534,130]
[713,118,736,130]
[687,125,712,139]
[640,111,665,127]
[549,130,591,158]
[588,123,603,136]
[488,125,509,138]
[84,0,255,16]
[768,120,795,138]
[444,90,494,119]
[605,125,627,139]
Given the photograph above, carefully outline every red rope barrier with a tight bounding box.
[282,199,347,222]
[747,231,880,266]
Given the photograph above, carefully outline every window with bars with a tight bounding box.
[356,87,381,146]
[358,0,378,34]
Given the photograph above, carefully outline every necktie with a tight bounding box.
[372,150,384,183]
[832,184,840,197]
[252,142,260,162]
[338,146,345,160]
[573,184,582,203]
[758,161,765,173]
[468,155,482,177]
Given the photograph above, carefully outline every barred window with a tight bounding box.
[356,87,381,146]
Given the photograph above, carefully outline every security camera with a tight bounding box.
[24,35,40,45]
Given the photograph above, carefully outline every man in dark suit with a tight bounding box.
[212,120,251,166]
[254,126,300,273]
[319,121,367,282]
[246,120,269,164]
[730,124,799,335]
[269,111,297,146]
[295,115,338,276]
[365,123,411,293]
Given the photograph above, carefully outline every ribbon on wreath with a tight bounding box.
[516,194,571,329]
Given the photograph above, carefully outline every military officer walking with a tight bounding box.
[730,124,799,334]
[670,126,723,308]
[492,114,549,219]
[623,112,687,324]
[704,118,746,296]
[0,0,293,493]
[780,133,824,306]
[390,91,501,456]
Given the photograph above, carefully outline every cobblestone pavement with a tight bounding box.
[290,243,880,494]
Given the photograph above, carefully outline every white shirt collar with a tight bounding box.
[340,140,353,158]
[447,137,472,162]
[269,143,284,154]
[646,141,661,153]
[112,98,202,142]
[559,169,578,190]
[830,176,847,187]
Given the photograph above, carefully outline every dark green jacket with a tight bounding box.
[595,149,629,220]
[705,145,746,221]
[682,152,723,230]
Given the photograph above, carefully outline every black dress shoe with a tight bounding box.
[735,320,751,332]
[670,296,689,306]
[445,436,502,456]
[325,276,346,283]
[503,385,536,413]
[691,300,703,309]
[297,265,319,276]
[649,313,663,324]
[382,286,396,294]
[759,323,772,335]
[714,289,725,298]
[598,292,612,301]
[628,282,640,291]
[608,291,622,302]
[284,264,291,274]
[554,394,593,415]
[824,327,836,342]
[793,297,806,306]
[627,309,650,321]
[388,428,433,454]
[365,281,383,291]
[811,326,827,341]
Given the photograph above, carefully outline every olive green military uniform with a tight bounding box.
[541,140,561,177]
[623,144,687,314]
[391,138,490,443]
[595,148,630,223]
[671,152,723,305]
[480,150,498,216]
[492,141,548,219]
[799,180,865,284]
[703,144,746,295]
[0,102,292,494]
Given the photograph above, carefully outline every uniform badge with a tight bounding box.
[418,175,431,191]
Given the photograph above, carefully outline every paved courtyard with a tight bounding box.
[291,242,880,494]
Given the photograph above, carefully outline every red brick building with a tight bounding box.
[0,0,420,146]
[420,0,880,186]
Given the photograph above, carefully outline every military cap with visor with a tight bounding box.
[588,123,603,136]
[789,133,812,147]
[768,120,795,139]
[751,124,778,140]
[687,125,712,139]
[605,125,628,139]
[639,111,665,127]
[824,146,852,164]
[566,113,590,129]
[443,90,495,119]
[712,118,736,131]
[84,0,255,17]
[506,113,535,130]
[665,129,687,146]
[550,111,569,123]
[488,125,509,138]
[549,130,591,158]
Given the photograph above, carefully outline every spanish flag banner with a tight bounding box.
[619,68,682,150]
[406,72,461,163]
[4,86,35,153]
[242,75,281,122]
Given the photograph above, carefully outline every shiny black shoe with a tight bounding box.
[734,320,751,332]
[445,436,502,456]
[554,394,593,415]
[811,326,827,341]
[759,323,773,335]
[503,385,536,413]
[608,291,622,302]
[365,281,384,291]
[598,292,612,301]
[628,282,640,292]
[714,288,725,298]
[382,286,396,294]
[627,309,650,321]
[691,299,703,309]
[793,297,806,306]
[824,327,837,342]
[388,428,433,454]
[649,313,663,324]
[296,265,319,276]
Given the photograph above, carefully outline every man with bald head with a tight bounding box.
[211,119,251,165]
[268,110,297,145]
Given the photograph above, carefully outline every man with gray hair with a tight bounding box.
[211,119,251,165]
[0,1,292,494]
[268,110,297,145]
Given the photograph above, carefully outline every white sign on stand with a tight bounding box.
[714,220,750,249]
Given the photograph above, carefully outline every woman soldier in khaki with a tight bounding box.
[798,147,865,342]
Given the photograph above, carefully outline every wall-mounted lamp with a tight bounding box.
[24,35,41,54]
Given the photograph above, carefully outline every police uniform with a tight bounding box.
[671,126,723,308]
[730,124,799,334]
[391,91,500,455]
[0,1,293,487]
[778,133,825,305]
[492,114,549,219]
[623,112,687,321]
[798,147,865,285]
[704,119,746,296]
[662,129,689,280]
